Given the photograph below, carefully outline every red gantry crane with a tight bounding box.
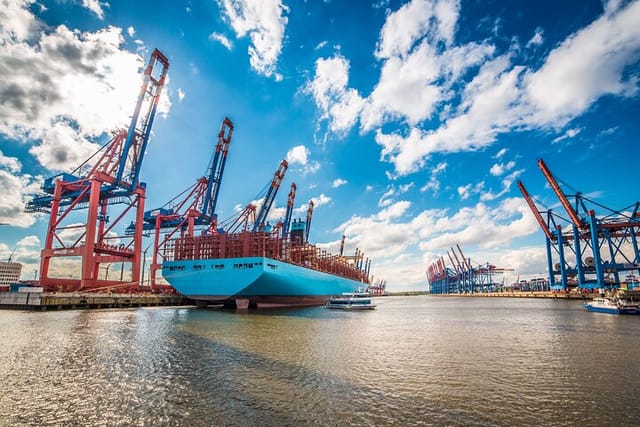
[25,49,169,292]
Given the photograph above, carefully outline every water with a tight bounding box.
[1,296,639,426]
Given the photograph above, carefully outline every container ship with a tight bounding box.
[162,223,370,309]
[158,157,372,309]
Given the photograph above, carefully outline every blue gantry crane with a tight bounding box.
[519,158,640,291]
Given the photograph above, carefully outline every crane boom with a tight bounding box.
[282,183,297,238]
[253,160,288,231]
[116,48,169,190]
[537,158,583,228]
[517,180,554,240]
[305,200,314,242]
[203,117,234,221]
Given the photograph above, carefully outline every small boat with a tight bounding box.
[325,292,377,310]
[584,291,640,315]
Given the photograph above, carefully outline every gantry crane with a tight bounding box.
[138,118,234,289]
[426,245,512,294]
[25,49,169,292]
[519,158,640,290]
[253,160,288,232]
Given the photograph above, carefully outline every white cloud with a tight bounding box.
[526,27,543,48]
[0,21,166,140]
[375,0,458,59]
[0,150,21,173]
[302,160,321,175]
[209,32,233,50]
[480,169,523,201]
[328,196,538,289]
[457,181,484,200]
[0,152,40,228]
[551,127,582,144]
[420,161,447,193]
[0,0,41,43]
[305,1,640,177]
[311,193,331,208]
[305,55,365,137]
[81,0,106,20]
[219,0,289,79]
[28,121,101,172]
[494,147,508,159]
[524,1,640,128]
[366,185,373,192]
[177,88,186,102]
[378,182,414,206]
[489,160,515,176]
[332,178,347,188]
[286,145,309,165]
[127,26,135,37]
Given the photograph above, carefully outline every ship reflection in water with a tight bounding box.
[1,297,639,425]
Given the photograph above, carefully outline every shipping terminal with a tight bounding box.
[1,48,377,310]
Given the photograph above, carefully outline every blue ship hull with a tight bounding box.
[163,257,364,307]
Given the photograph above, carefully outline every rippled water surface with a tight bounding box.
[1,296,639,426]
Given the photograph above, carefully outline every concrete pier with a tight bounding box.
[0,291,188,310]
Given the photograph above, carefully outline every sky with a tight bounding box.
[0,0,639,291]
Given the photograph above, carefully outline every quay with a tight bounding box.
[432,290,595,299]
[0,291,189,311]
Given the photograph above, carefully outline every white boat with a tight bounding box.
[584,291,640,315]
[325,292,377,310]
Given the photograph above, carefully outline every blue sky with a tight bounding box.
[1,0,639,291]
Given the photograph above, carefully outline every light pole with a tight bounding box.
[102,264,111,280]
[141,243,152,288]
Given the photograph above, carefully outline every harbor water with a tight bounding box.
[1,296,639,426]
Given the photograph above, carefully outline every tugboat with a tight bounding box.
[584,290,640,315]
[325,292,377,310]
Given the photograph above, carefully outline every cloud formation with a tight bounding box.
[219,0,289,80]
[305,0,640,176]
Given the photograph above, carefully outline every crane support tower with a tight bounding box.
[519,158,640,291]
[25,49,169,292]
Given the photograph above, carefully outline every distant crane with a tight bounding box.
[25,49,169,292]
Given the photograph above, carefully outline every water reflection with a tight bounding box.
[0,297,639,425]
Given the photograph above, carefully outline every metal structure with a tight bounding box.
[427,245,512,294]
[518,158,640,290]
[25,49,169,292]
[135,118,233,290]
[305,200,314,242]
[281,183,296,238]
[253,160,288,232]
